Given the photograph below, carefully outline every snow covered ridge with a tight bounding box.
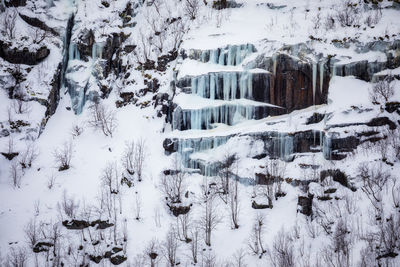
[1,0,400,266]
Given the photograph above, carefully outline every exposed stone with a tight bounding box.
[168,203,191,217]
[0,129,10,137]
[0,41,50,65]
[306,112,325,125]
[385,102,400,114]
[4,0,26,7]
[251,200,271,209]
[297,194,313,216]
[33,241,53,253]
[62,220,90,230]
[90,219,114,230]
[110,255,127,265]
[1,152,19,160]
[18,13,59,36]
[366,116,397,130]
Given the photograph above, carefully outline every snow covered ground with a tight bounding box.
[1,0,400,266]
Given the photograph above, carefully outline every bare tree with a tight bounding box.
[7,246,28,267]
[162,227,179,267]
[145,238,160,267]
[2,8,17,39]
[122,140,135,175]
[53,140,73,171]
[200,178,221,246]
[248,213,266,258]
[370,76,394,104]
[58,190,79,219]
[10,160,22,188]
[161,170,187,204]
[232,248,247,267]
[176,212,191,242]
[133,191,142,221]
[358,163,391,210]
[71,124,83,138]
[267,228,295,267]
[13,89,32,115]
[19,142,39,169]
[218,152,237,196]
[229,177,240,229]
[134,138,146,181]
[190,226,200,264]
[88,103,117,137]
[335,0,360,27]
[184,0,200,20]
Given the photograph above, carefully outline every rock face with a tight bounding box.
[0,41,50,65]
[18,13,59,36]
[4,0,26,7]
[297,194,313,216]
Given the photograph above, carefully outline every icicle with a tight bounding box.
[323,133,332,160]
[332,62,337,77]
[210,73,216,100]
[239,72,247,99]
[191,77,198,94]
[210,49,219,64]
[312,62,317,105]
[218,50,225,65]
[319,61,324,94]
[272,54,278,76]
[230,72,237,100]
[247,72,253,99]
[227,45,237,66]
[198,75,206,98]
[223,72,231,100]
[69,43,80,61]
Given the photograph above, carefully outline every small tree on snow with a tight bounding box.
[369,76,395,105]
[53,140,73,171]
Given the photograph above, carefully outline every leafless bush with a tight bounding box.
[229,177,240,229]
[10,160,22,188]
[134,138,146,181]
[391,178,400,209]
[331,218,352,266]
[232,248,247,267]
[122,140,135,175]
[24,218,38,249]
[88,103,117,137]
[53,140,73,171]
[145,238,160,267]
[248,213,266,258]
[358,162,391,210]
[133,192,142,220]
[59,190,79,219]
[267,228,295,267]
[47,173,57,190]
[378,213,400,256]
[203,250,217,267]
[7,246,28,267]
[19,142,39,169]
[190,226,200,264]
[312,11,321,30]
[162,227,179,267]
[71,124,83,138]
[161,156,187,204]
[6,136,15,154]
[200,178,221,246]
[218,152,237,196]
[335,0,361,27]
[364,8,382,27]
[3,8,17,39]
[184,0,200,20]
[369,76,394,104]
[31,27,49,44]
[324,14,335,31]
[176,212,191,242]
[12,89,32,115]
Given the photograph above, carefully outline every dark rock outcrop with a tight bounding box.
[167,203,191,217]
[4,0,26,7]
[251,200,271,209]
[297,194,313,216]
[0,41,50,65]
[19,13,58,36]
[33,241,53,253]
[366,116,397,130]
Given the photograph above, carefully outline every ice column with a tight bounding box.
[312,62,317,105]
[319,62,324,94]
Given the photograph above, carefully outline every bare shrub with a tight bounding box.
[133,192,142,220]
[160,169,187,204]
[335,0,361,27]
[232,248,247,267]
[184,0,200,20]
[358,162,391,210]
[10,160,22,188]
[7,246,28,267]
[267,228,295,267]
[369,76,394,104]
[248,213,266,258]
[2,8,17,39]
[122,140,135,175]
[71,124,83,138]
[88,103,117,137]
[53,140,73,171]
[12,89,32,115]
[218,152,237,196]
[364,8,382,27]
[19,142,39,169]
[24,218,38,249]
[145,238,160,267]
[176,212,191,242]
[200,178,221,246]
[58,190,79,219]
[229,177,240,229]
[324,13,335,31]
[47,173,57,190]
[162,227,179,267]
[134,138,146,181]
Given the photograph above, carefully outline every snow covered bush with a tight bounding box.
[53,140,73,171]
[88,103,117,137]
[19,142,39,169]
[335,0,361,27]
[2,8,17,40]
[370,77,395,104]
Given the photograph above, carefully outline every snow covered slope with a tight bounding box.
[1,0,400,266]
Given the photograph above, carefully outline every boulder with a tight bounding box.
[0,41,50,65]
[297,194,313,216]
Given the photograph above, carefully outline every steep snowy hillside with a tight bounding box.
[1,0,400,266]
